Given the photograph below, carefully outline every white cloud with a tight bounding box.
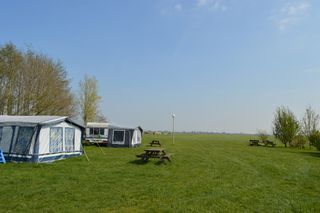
[174,4,182,12]
[273,0,310,30]
[196,0,227,11]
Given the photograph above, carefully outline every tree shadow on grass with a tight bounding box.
[295,151,320,158]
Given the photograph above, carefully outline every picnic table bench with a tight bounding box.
[149,140,161,147]
[136,147,171,162]
[249,139,260,146]
[264,140,276,147]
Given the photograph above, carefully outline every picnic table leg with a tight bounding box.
[143,156,149,161]
[160,156,171,162]
[142,153,149,161]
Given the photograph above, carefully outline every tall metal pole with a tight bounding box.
[172,113,175,145]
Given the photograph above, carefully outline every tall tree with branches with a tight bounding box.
[273,106,300,147]
[301,106,320,147]
[79,75,104,124]
[0,43,75,116]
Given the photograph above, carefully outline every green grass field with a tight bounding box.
[1,134,320,212]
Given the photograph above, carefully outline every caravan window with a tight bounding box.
[90,128,105,136]
[49,127,63,153]
[0,126,13,152]
[93,128,100,135]
[0,127,2,143]
[13,127,35,154]
[65,128,75,151]
[99,128,105,135]
[113,130,125,144]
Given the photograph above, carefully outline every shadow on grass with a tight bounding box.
[154,160,169,166]
[128,159,150,165]
[295,151,320,158]
[128,159,168,166]
[82,143,108,148]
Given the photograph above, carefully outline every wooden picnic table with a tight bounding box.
[264,140,276,147]
[249,139,276,147]
[249,139,260,146]
[149,140,161,147]
[136,147,171,162]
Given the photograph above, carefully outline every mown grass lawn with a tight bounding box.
[1,134,320,212]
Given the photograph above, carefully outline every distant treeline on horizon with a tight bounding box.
[144,130,256,135]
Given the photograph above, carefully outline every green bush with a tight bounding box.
[291,135,307,149]
[309,130,320,151]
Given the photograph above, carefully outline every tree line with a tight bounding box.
[0,42,105,124]
[261,106,320,150]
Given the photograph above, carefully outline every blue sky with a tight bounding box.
[1,0,320,133]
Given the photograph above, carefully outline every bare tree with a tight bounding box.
[96,108,108,122]
[301,106,320,147]
[0,43,75,116]
[0,43,23,115]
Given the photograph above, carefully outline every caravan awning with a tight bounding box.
[0,116,84,129]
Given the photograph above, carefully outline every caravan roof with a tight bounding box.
[86,122,142,132]
[86,122,108,128]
